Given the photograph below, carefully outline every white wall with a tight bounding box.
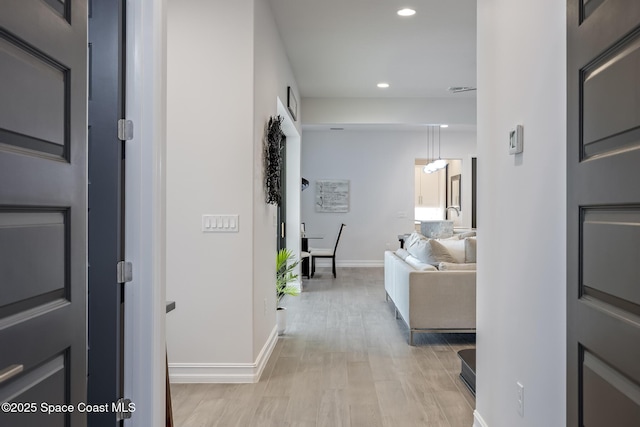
[303,97,476,126]
[301,129,476,265]
[252,0,301,360]
[166,0,299,381]
[167,0,254,368]
[475,0,566,426]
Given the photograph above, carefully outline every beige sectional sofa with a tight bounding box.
[384,231,477,345]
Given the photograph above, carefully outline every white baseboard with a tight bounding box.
[313,260,383,268]
[169,325,278,383]
[473,410,489,427]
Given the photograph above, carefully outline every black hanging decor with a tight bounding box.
[264,115,284,206]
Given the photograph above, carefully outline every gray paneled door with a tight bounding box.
[0,1,88,426]
[568,1,640,425]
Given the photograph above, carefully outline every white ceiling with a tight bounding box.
[267,0,477,99]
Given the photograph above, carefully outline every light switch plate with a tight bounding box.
[509,125,523,154]
[202,215,239,232]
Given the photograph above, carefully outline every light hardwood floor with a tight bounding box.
[171,267,475,426]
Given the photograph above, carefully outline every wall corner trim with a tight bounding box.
[168,326,278,383]
[473,410,489,427]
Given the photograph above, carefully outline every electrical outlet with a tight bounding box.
[517,381,524,417]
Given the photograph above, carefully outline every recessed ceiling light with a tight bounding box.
[377,82,390,88]
[440,124,449,128]
[397,8,416,17]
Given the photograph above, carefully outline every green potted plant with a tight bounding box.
[276,248,300,335]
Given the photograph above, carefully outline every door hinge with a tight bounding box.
[114,397,134,421]
[117,261,133,284]
[118,119,134,141]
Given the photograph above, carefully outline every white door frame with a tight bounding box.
[124,0,167,425]
[277,98,303,287]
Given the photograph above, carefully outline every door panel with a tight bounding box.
[582,209,640,308]
[41,0,70,21]
[0,210,66,315]
[582,351,640,425]
[0,34,66,156]
[0,354,68,426]
[581,30,640,159]
[568,1,640,425]
[0,1,87,426]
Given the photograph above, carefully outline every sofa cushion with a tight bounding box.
[465,237,477,263]
[408,238,457,266]
[438,262,477,271]
[395,248,411,260]
[404,255,438,271]
[436,238,465,263]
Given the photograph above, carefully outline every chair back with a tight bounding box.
[333,223,346,255]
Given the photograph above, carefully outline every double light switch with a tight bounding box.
[202,215,239,232]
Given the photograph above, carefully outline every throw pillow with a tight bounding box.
[427,240,458,265]
[395,248,411,260]
[405,231,426,248]
[436,238,465,263]
[407,238,430,261]
[409,239,457,266]
[465,237,477,263]
[438,262,477,271]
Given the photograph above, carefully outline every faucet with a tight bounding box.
[446,206,460,216]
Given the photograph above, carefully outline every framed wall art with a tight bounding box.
[316,180,349,213]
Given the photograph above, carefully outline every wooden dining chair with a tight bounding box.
[310,223,345,278]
